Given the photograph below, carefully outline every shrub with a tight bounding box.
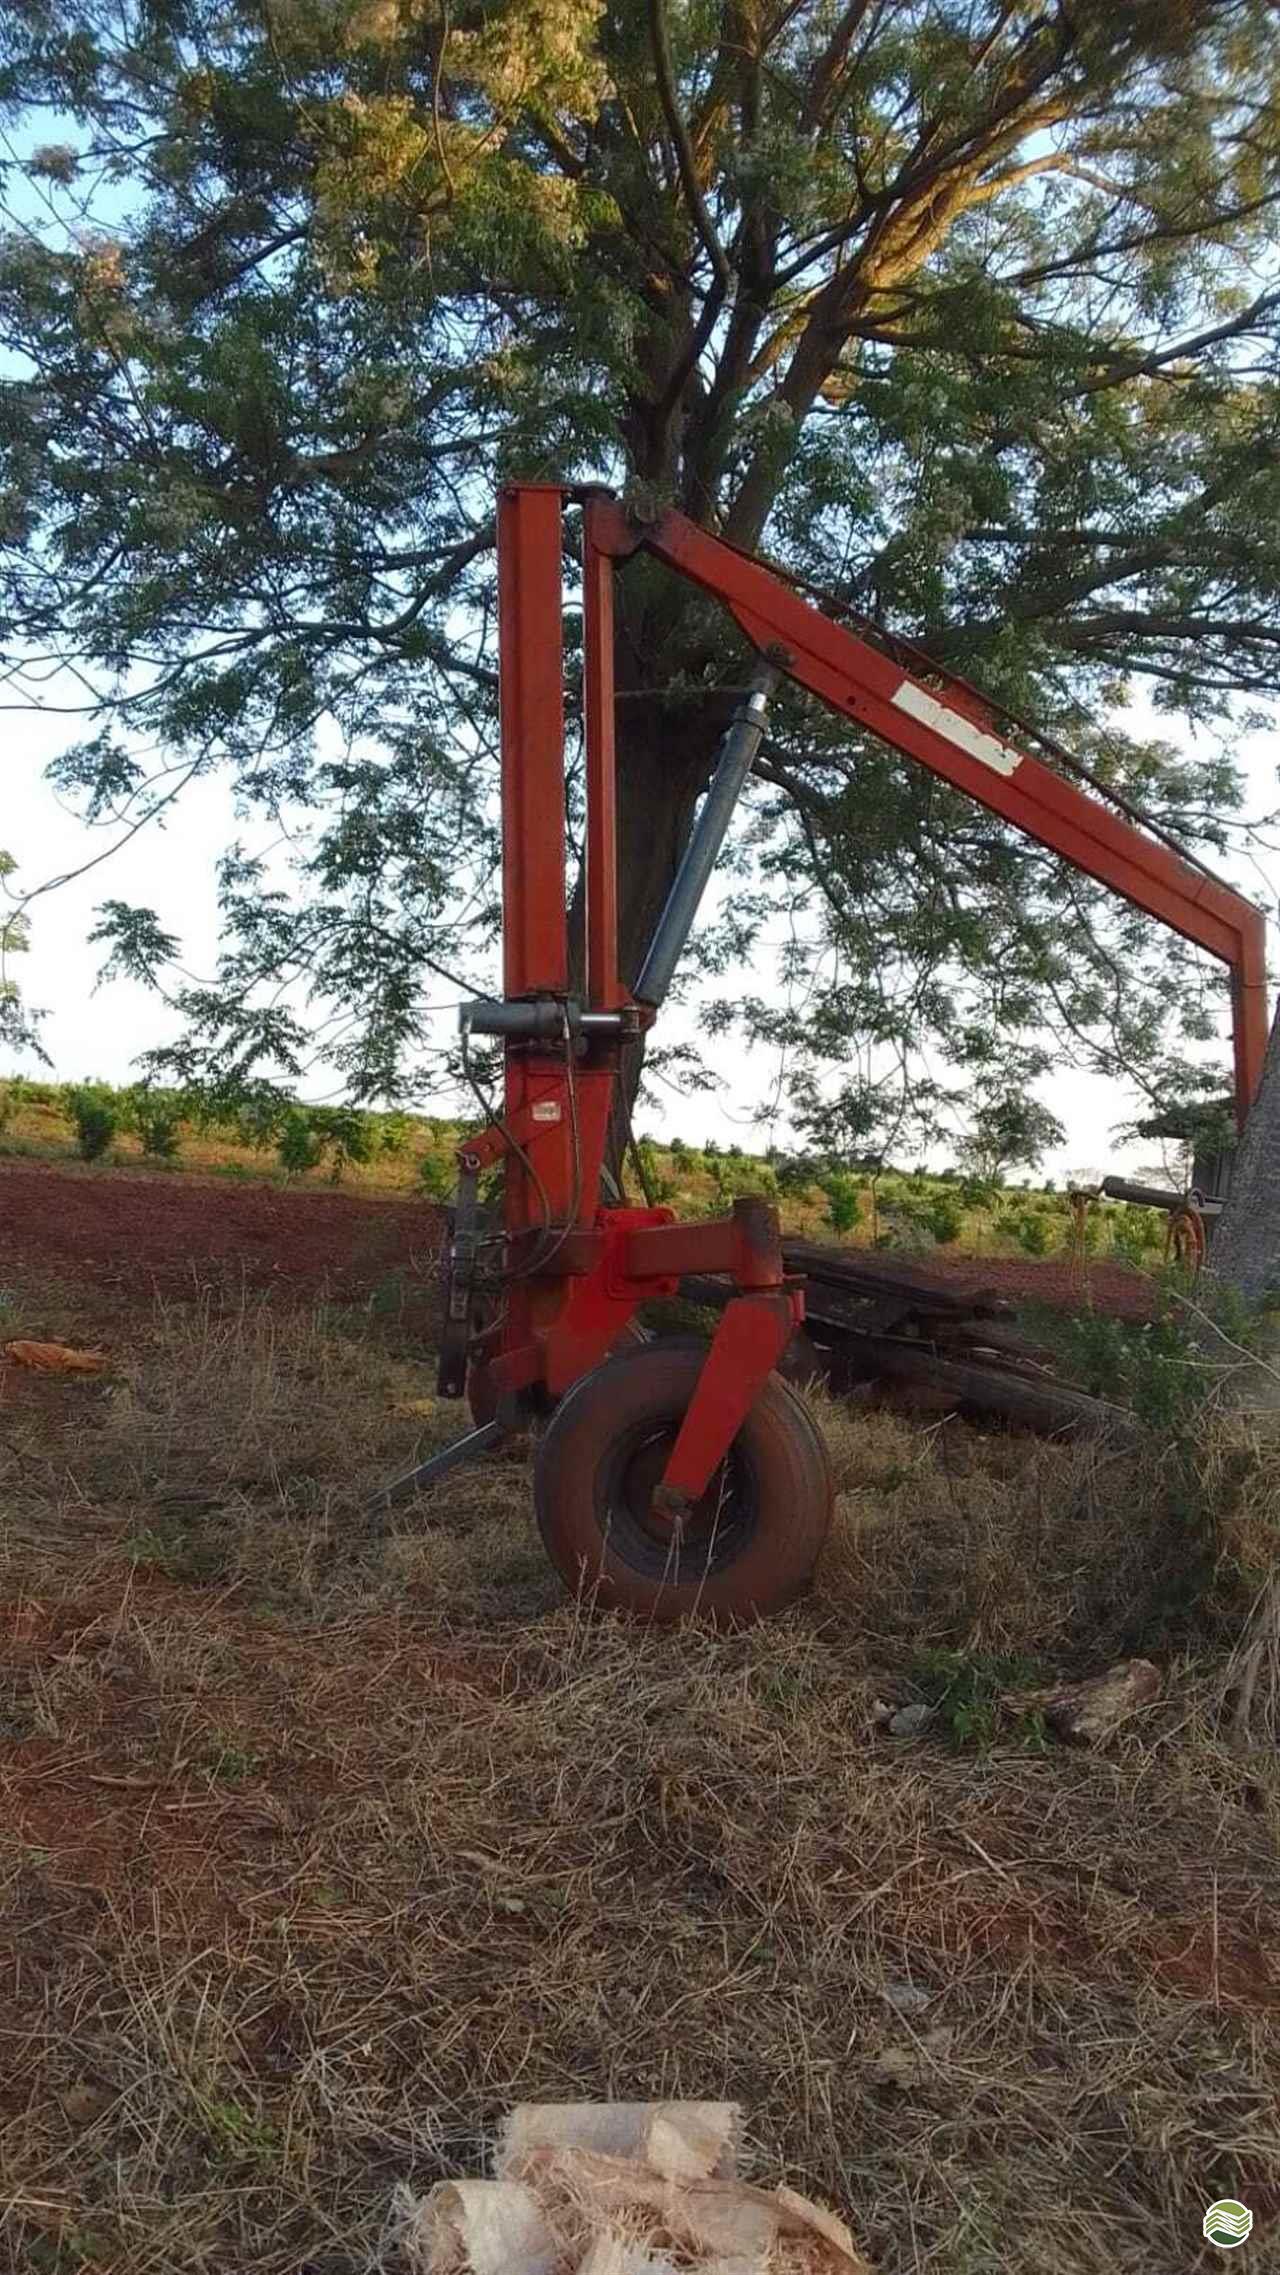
[635,1136,677,1203]
[234,1095,282,1152]
[772,1151,819,1198]
[958,1174,998,1213]
[1112,1207,1162,1268]
[378,1110,412,1156]
[313,1106,374,1180]
[0,1077,26,1136]
[125,1086,182,1160]
[276,1109,322,1177]
[1013,1210,1051,1257]
[68,1084,117,1162]
[822,1171,861,1236]
[1055,1309,1216,1435]
[418,1147,456,1200]
[908,1648,1049,1752]
[921,1192,964,1245]
[709,1153,778,1203]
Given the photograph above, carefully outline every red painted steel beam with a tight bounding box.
[496,486,572,1364]
[497,485,568,997]
[1231,922,1270,1126]
[658,1290,803,1504]
[624,1199,786,1285]
[589,497,1269,1128]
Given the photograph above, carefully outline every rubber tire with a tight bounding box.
[533,1339,832,1624]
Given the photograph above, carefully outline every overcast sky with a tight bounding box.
[4,692,1277,1184]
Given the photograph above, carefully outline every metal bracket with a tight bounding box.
[437,1155,481,1398]
[365,1413,512,1513]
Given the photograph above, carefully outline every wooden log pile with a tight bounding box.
[680,1239,1133,1440]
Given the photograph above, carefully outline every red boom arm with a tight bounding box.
[589,497,1270,1128]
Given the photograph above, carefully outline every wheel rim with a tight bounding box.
[597,1416,759,1580]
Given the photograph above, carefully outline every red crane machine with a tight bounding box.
[372,484,1270,1622]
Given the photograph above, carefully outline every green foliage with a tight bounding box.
[275,1109,323,1178]
[635,1135,677,1203]
[2,15,1276,1130]
[195,2094,278,2168]
[772,1151,820,1199]
[0,850,43,1059]
[270,1102,375,1180]
[1131,1086,1237,1162]
[1011,1210,1052,1258]
[123,1084,183,1160]
[67,1084,117,1162]
[1055,1310,1211,1433]
[821,1172,862,1238]
[309,1105,374,1180]
[418,1147,457,1200]
[1112,1207,1162,1267]
[378,1110,412,1156]
[958,1089,1066,1185]
[908,1650,1049,1753]
[957,1174,999,1214]
[921,1191,964,1245]
[708,1152,778,1204]
[222,1097,271,1153]
[0,1077,27,1136]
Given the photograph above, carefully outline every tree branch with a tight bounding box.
[648,0,733,286]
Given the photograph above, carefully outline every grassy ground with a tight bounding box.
[1,1275,1278,2274]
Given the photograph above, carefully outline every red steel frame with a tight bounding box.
[461,483,1270,1505]
[589,496,1270,1126]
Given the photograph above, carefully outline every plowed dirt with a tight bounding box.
[0,1159,445,1303]
[0,1159,1157,1316]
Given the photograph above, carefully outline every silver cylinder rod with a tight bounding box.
[634,663,780,1008]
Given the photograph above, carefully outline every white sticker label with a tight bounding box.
[531,1100,562,1123]
[891,680,1022,778]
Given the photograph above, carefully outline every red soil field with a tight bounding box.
[0,1158,1158,1318]
[0,1159,446,1304]
[902,1246,1159,1321]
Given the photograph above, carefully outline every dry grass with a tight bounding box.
[1,1285,1278,2274]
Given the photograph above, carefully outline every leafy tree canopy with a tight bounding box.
[956,1083,1065,1182]
[0,846,42,1053]
[2,1,1279,1141]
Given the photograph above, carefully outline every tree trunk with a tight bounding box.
[564,606,739,1179]
[612,699,719,990]
[1212,1002,1280,1309]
